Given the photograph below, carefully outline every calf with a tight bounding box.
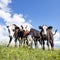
[39,25,57,50]
[6,24,20,47]
[27,28,41,48]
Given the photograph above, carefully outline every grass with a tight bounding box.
[0,46,60,60]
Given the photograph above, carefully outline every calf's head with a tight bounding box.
[6,25,16,37]
[39,25,48,35]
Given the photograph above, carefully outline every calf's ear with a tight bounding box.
[13,24,17,26]
[39,26,42,29]
[48,26,53,29]
[6,26,9,28]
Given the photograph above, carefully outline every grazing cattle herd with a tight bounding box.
[6,24,57,50]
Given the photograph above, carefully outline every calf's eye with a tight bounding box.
[13,29,15,32]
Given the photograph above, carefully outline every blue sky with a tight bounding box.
[0,0,60,30]
[8,0,60,30]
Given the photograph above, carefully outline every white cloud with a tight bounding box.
[0,25,9,45]
[0,10,24,25]
[54,32,60,41]
[0,10,32,28]
[54,31,60,48]
[0,0,12,7]
[0,0,12,12]
[8,14,25,26]
[0,10,11,22]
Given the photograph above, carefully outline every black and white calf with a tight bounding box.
[39,25,57,50]
[6,24,20,47]
[27,28,41,48]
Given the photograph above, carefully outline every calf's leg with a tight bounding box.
[15,38,18,47]
[7,36,12,47]
[42,40,45,50]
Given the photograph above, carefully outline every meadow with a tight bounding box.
[0,46,60,60]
